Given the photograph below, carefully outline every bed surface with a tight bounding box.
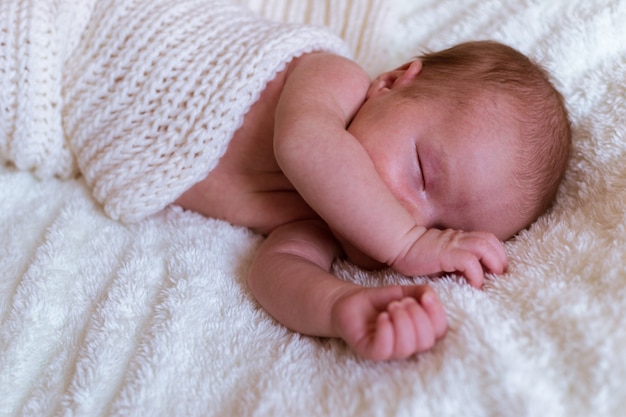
[2,0,626,416]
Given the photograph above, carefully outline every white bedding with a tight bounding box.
[2,0,626,416]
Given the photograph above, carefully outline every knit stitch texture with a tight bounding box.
[1,0,349,222]
[0,0,95,178]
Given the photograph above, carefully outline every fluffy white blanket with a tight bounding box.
[2,0,626,416]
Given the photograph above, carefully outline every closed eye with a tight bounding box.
[416,147,426,190]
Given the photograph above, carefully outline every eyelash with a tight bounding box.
[416,148,426,190]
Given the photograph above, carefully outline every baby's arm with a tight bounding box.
[247,220,447,361]
[274,53,507,285]
[274,53,423,267]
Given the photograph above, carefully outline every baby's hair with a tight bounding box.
[405,40,571,226]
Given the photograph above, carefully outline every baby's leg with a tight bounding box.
[331,284,447,361]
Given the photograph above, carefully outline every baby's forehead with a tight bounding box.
[406,91,509,139]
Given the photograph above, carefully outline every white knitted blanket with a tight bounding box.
[2,0,626,416]
[0,0,349,222]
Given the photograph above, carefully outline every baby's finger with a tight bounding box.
[450,250,485,288]
[366,286,409,311]
[475,232,508,272]
[388,300,420,358]
[419,290,447,339]
[367,312,394,361]
[402,298,436,352]
[440,248,484,287]
[396,287,445,350]
[476,241,506,275]
[459,234,507,275]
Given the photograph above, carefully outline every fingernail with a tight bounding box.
[401,297,416,307]
[421,291,435,306]
[388,300,401,311]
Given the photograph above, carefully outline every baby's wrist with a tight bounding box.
[388,225,428,275]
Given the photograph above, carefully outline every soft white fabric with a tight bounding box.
[0,0,349,222]
[2,0,626,416]
[241,0,388,75]
[0,0,96,178]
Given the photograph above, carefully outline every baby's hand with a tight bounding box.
[391,228,507,288]
[331,285,447,361]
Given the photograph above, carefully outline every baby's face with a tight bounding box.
[348,82,527,240]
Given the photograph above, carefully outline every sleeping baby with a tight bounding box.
[174,40,571,361]
[7,0,570,360]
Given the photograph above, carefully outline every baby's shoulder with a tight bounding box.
[281,52,370,120]
[288,52,370,89]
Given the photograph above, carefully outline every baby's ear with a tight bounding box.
[394,59,423,88]
[366,60,422,98]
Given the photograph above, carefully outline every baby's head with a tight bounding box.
[350,40,571,240]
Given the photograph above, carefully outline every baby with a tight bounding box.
[0,0,570,361]
[175,40,571,361]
